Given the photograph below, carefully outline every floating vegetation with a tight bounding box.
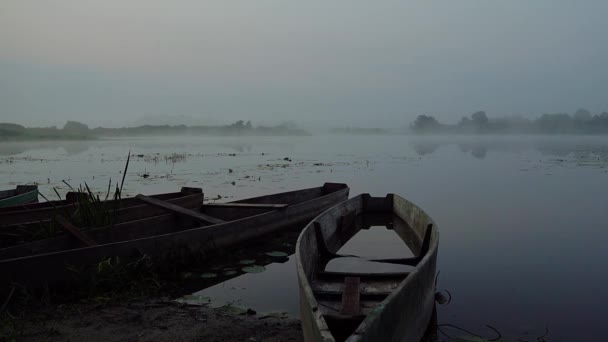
[200,272,218,279]
[223,270,238,276]
[239,259,256,265]
[179,272,193,280]
[265,251,288,258]
[258,311,289,319]
[217,304,248,315]
[175,294,211,306]
[241,265,266,273]
[164,153,187,164]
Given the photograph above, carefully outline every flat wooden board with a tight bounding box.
[136,195,225,224]
[204,203,288,209]
[312,279,399,296]
[340,276,361,315]
[55,216,98,247]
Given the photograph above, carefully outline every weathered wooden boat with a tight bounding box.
[296,194,439,342]
[0,183,349,289]
[0,187,203,227]
[0,185,38,209]
[0,187,205,248]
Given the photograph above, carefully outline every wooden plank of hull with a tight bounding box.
[340,277,361,315]
[203,203,288,209]
[0,188,201,226]
[135,194,224,224]
[0,193,203,238]
[0,184,349,288]
[296,193,439,342]
[54,216,98,247]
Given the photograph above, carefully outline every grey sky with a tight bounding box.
[1,1,607,128]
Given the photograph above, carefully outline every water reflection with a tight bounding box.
[410,135,608,161]
[179,224,303,315]
[0,141,91,156]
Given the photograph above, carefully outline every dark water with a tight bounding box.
[2,135,607,341]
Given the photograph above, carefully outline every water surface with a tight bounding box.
[2,135,607,341]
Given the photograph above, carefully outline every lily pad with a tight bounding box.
[218,304,247,315]
[179,272,193,280]
[265,251,288,257]
[200,272,218,278]
[223,270,238,276]
[175,295,211,306]
[239,259,256,265]
[258,311,288,319]
[241,265,266,273]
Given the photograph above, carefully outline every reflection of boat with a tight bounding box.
[0,183,349,289]
[296,194,439,342]
[0,187,203,227]
[0,185,38,208]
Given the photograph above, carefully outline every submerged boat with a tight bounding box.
[0,185,38,209]
[296,194,439,342]
[0,183,349,288]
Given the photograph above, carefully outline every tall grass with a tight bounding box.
[19,152,131,242]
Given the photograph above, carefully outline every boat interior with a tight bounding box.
[310,209,434,341]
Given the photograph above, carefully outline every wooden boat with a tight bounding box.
[296,194,439,342]
[0,187,203,227]
[0,185,38,208]
[0,183,349,289]
[0,187,205,248]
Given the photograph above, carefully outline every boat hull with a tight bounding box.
[0,188,201,226]
[0,185,38,208]
[0,183,349,289]
[296,194,439,342]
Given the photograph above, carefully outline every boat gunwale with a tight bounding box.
[0,187,38,208]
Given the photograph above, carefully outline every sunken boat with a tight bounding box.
[0,183,349,289]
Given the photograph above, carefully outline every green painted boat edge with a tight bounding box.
[0,189,39,208]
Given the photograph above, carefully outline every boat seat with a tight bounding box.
[312,278,399,298]
[317,271,409,281]
[340,277,360,315]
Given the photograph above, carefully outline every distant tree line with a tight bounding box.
[0,121,92,139]
[0,120,310,140]
[410,109,608,134]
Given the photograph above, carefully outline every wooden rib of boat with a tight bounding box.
[296,194,439,342]
[0,183,349,289]
[0,185,38,209]
[0,187,203,227]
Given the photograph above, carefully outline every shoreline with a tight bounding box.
[7,297,303,342]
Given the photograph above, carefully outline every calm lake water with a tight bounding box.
[2,135,608,341]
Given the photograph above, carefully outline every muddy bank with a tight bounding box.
[12,298,302,342]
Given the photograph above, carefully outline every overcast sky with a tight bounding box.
[1,1,607,128]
